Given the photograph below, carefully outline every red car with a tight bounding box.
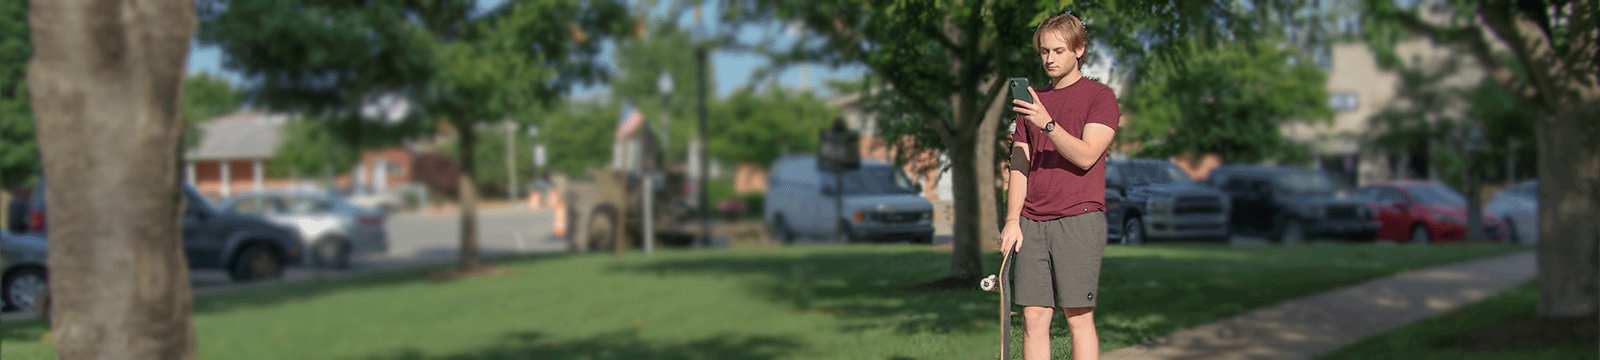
[1351,181,1506,244]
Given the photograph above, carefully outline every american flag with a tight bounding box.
[615,101,645,141]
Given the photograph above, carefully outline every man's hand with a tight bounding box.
[1012,86,1052,129]
[1000,220,1024,254]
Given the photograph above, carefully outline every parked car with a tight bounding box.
[765,154,935,244]
[1350,181,1507,244]
[1484,179,1539,244]
[2,230,48,313]
[1206,165,1381,243]
[219,191,389,269]
[6,187,29,233]
[24,180,303,282]
[1105,159,1231,245]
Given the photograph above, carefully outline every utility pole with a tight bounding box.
[506,120,516,202]
[696,46,710,248]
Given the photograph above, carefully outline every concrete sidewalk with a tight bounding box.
[1102,250,1537,360]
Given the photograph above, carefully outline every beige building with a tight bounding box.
[1282,35,1493,188]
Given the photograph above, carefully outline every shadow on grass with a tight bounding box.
[191,251,574,316]
[609,244,1529,349]
[350,329,803,360]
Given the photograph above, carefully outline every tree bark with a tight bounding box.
[1535,103,1600,319]
[27,0,197,358]
[457,123,481,271]
[948,143,983,279]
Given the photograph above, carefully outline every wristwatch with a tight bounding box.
[1043,121,1056,132]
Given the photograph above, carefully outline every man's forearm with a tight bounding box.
[1043,130,1099,169]
[1007,169,1027,223]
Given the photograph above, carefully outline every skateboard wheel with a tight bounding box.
[980,275,997,291]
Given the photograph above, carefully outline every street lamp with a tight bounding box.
[646,71,673,256]
[687,6,712,249]
[658,71,674,167]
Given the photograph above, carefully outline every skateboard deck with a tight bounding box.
[980,250,1016,359]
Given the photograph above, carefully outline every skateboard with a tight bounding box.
[979,249,1017,359]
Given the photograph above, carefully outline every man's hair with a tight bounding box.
[1033,13,1088,53]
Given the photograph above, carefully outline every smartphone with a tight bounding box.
[1009,77,1032,104]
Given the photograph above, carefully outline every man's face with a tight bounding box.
[1037,30,1084,79]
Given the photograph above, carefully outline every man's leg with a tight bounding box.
[1063,306,1098,360]
[1023,305,1053,360]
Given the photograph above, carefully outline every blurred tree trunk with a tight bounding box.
[27,0,197,358]
[455,121,481,271]
[1372,0,1600,320]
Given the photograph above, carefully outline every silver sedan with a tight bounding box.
[219,191,389,269]
[1485,180,1539,244]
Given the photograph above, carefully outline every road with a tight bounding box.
[3,207,564,319]
[187,206,566,292]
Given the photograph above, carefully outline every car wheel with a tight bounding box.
[313,238,352,270]
[1410,224,1431,245]
[230,244,285,283]
[1279,219,1307,245]
[771,214,794,245]
[2,267,47,313]
[1122,216,1145,246]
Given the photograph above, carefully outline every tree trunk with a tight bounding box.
[948,144,983,279]
[457,124,481,271]
[1535,103,1600,319]
[1465,156,1485,241]
[28,0,197,358]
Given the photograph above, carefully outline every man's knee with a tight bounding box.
[1062,307,1095,327]
[1023,306,1054,331]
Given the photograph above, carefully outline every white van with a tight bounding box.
[765,154,935,244]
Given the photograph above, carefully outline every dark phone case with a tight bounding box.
[1009,77,1032,104]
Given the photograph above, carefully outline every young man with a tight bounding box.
[1000,13,1120,360]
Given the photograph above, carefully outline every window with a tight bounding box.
[832,167,917,195]
[1275,171,1338,195]
[1329,92,1359,112]
[282,196,333,215]
[1406,185,1466,206]
[230,197,271,215]
[1349,187,1379,202]
[1376,188,1407,204]
[1107,166,1125,187]
[1513,181,1539,198]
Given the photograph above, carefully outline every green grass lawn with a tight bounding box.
[1,243,1528,360]
[1318,281,1598,360]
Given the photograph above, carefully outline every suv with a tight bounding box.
[1106,159,1232,245]
[1206,165,1381,243]
[25,180,303,282]
[765,155,935,244]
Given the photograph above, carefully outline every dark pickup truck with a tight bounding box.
[1106,159,1233,245]
[1206,165,1382,244]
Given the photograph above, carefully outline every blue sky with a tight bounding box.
[185,0,867,101]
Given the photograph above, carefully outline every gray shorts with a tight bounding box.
[1014,212,1106,309]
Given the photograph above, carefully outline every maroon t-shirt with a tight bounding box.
[1010,78,1121,221]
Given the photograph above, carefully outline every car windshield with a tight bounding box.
[1274,171,1338,195]
[1409,184,1467,206]
[1121,162,1193,185]
[837,167,916,195]
[1512,181,1539,198]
